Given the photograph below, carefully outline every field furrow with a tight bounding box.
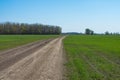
[64,35,120,80]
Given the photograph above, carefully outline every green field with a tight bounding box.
[0,35,58,51]
[64,35,120,80]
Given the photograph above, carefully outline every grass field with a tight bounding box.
[63,35,120,80]
[0,35,58,51]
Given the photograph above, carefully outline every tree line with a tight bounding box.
[85,28,119,35]
[0,22,61,35]
[85,28,94,35]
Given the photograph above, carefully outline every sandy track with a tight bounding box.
[0,37,65,80]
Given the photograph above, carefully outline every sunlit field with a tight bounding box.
[64,35,120,80]
[0,35,58,51]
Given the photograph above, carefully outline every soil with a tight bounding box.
[0,37,65,80]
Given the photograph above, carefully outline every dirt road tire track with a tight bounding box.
[0,39,53,71]
[0,37,65,80]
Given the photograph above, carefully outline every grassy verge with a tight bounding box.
[63,35,120,80]
[0,35,58,51]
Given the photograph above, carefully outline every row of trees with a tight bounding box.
[85,28,94,35]
[0,22,61,34]
[105,31,119,35]
[85,28,119,35]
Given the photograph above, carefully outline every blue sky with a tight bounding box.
[0,0,120,33]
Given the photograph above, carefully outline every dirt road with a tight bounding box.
[0,37,65,80]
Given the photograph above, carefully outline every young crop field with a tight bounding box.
[0,35,58,51]
[64,35,120,80]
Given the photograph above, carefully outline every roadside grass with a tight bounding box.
[0,35,58,51]
[63,35,120,80]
